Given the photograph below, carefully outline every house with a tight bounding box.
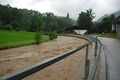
[115,16,120,39]
[64,26,87,35]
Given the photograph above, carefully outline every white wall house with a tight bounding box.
[74,30,87,35]
[116,23,120,39]
[115,16,120,39]
[112,15,120,39]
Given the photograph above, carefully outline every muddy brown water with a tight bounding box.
[0,36,88,80]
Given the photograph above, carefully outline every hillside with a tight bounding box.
[114,10,120,18]
[97,10,120,22]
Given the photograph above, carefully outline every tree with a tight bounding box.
[45,12,53,31]
[48,22,58,31]
[66,13,69,19]
[0,4,22,24]
[0,4,74,33]
[102,15,114,32]
[95,22,104,34]
[77,9,94,32]
[30,13,42,32]
[95,14,115,33]
[42,12,73,33]
[10,20,20,29]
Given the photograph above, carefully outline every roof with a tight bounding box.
[64,26,86,31]
[115,16,120,23]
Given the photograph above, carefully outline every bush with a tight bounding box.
[34,31,43,44]
[53,31,57,39]
[49,31,57,40]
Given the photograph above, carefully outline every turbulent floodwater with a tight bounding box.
[0,36,87,80]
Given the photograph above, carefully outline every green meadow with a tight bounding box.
[0,30,49,49]
[98,33,116,38]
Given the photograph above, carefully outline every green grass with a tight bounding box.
[0,30,49,49]
[97,33,116,38]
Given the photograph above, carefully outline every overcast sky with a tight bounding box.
[0,0,120,21]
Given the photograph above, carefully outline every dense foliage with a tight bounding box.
[77,9,115,34]
[0,4,115,35]
[93,15,115,34]
[49,31,57,40]
[77,9,94,33]
[0,4,74,33]
[34,31,43,44]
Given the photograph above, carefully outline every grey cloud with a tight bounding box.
[51,0,94,19]
[0,0,120,21]
[52,0,120,20]
[0,0,13,4]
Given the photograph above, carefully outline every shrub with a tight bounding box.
[34,31,42,44]
[53,31,57,39]
[49,31,57,40]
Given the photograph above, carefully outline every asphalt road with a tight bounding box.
[99,37,120,80]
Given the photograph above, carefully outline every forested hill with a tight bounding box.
[113,10,120,18]
[0,4,74,32]
[97,10,120,22]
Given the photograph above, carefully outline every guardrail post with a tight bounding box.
[94,36,98,56]
[83,45,90,80]
[84,59,90,80]
[85,45,89,60]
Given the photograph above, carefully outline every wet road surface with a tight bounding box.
[99,37,120,80]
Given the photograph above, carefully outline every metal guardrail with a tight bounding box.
[86,36,102,80]
[0,35,102,80]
